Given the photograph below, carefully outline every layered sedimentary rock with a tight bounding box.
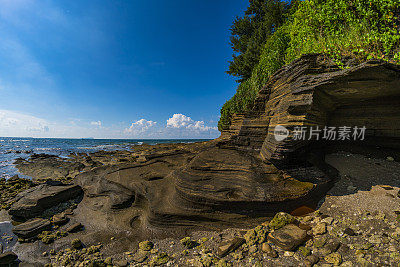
[9,183,83,220]
[13,54,400,236]
[223,54,400,165]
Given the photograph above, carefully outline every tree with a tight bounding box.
[226,0,292,82]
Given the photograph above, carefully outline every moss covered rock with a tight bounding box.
[269,212,295,230]
[139,240,154,251]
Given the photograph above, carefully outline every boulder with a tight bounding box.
[268,224,308,251]
[12,218,51,239]
[9,184,83,220]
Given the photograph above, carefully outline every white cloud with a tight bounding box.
[90,121,102,127]
[0,109,51,137]
[0,110,219,139]
[167,114,192,128]
[124,119,157,135]
[167,114,217,131]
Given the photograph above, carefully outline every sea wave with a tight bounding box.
[34,148,61,151]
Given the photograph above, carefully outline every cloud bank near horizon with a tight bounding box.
[0,110,219,139]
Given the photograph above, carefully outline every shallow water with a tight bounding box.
[0,221,16,252]
[0,137,209,179]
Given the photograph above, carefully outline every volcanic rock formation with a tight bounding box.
[13,54,400,238]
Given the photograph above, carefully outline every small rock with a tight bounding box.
[216,258,230,267]
[71,238,83,249]
[302,216,313,223]
[313,236,327,248]
[114,260,128,267]
[312,222,327,235]
[104,257,113,265]
[343,228,356,236]
[152,252,170,266]
[304,254,319,267]
[42,251,48,257]
[284,251,294,257]
[217,237,245,258]
[133,250,148,263]
[324,252,342,265]
[324,240,340,253]
[139,240,154,251]
[66,222,84,233]
[244,225,267,245]
[321,217,334,225]
[269,212,295,230]
[248,245,258,254]
[180,237,198,249]
[51,213,69,226]
[298,246,311,257]
[0,252,18,264]
[268,224,308,251]
[368,235,381,244]
[298,223,312,231]
[340,261,354,267]
[261,243,278,258]
[386,156,395,161]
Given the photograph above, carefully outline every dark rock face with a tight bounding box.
[9,184,83,220]
[12,218,51,239]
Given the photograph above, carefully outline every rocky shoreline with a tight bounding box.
[1,54,400,266]
[1,148,399,266]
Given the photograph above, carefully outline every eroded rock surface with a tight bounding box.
[8,54,400,265]
[9,183,83,220]
[13,218,51,239]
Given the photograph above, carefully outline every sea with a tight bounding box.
[0,137,209,180]
[0,137,209,252]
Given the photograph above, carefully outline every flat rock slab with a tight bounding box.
[9,184,83,220]
[13,218,51,239]
[268,224,308,251]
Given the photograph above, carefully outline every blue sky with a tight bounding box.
[0,0,248,139]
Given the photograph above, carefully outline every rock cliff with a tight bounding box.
[10,54,400,251]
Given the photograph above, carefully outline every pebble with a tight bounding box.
[304,255,319,267]
[324,252,342,265]
[321,217,334,225]
[284,251,294,257]
[386,156,394,161]
[261,243,278,258]
[313,222,327,235]
[343,228,356,236]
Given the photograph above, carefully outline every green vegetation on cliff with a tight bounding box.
[219,0,400,131]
